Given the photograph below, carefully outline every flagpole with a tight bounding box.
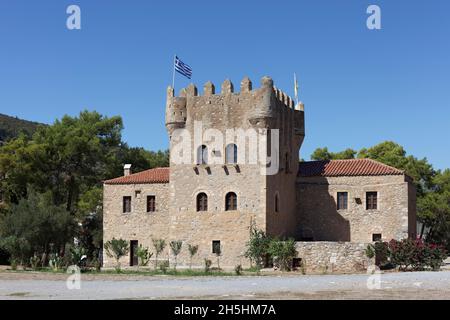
[172,54,176,91]
[294,73,299,106]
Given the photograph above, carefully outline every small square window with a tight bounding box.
[337,192,348,210]
[372,233,382,242]
[212,240,221,254]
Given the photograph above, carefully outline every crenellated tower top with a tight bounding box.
[165,76,305,139]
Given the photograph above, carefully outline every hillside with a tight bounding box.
[0,113,43,143]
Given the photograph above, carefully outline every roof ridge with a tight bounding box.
[363,158,405,173]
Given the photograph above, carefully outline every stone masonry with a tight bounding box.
[296,174,417,242]
[102,76,416,271]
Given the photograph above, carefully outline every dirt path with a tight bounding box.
[1,270,449,300]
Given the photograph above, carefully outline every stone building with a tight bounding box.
[103,76,416,271]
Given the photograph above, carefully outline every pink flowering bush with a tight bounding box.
[368,238,447,271]
[387,239,447,271]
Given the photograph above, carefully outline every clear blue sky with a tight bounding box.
[0,0,449,169]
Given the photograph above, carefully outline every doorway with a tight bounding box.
[130,240,138,266]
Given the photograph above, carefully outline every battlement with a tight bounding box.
[168,77,298,109]
[165,76,305,135]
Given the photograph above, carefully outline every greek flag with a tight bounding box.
[174,56,192,79]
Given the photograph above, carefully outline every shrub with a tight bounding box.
[69,245,87,267]
[136,245,153,267]
[1,236,32,268]
[30,255,40,271]
[204,259,212,272]
[104,238,129,272]
[426,243,447,271]
[387,239,447,271]
[90,257,102,272]
[267,238,297,271]
[374,241,390,265]
[49,253,63,271]
[365,244,375,259]
[244,228,271,269]
[10,258,18,271]
[0,190,74,266]
[159,260,169,274]
[234,264,243,275]
[152,239,166,270]
[170,241,183,270]
[187,244,199,269]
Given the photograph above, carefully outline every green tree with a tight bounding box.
[244,228,271,269]
[76,187,103,259]
[310,147,332,161]
[0,110,170,264]
[187,244,198,269]
[434,169,450,193]
[108,146,169,179]
[152,238,166,270]
[417,169,450,250]
[311,147,356,161]
[104,238,129,272]
[0,111,123,211]
[0,134,39,203]
[267,238,297,271]
[169,240,183,270]
[0,189,74,267]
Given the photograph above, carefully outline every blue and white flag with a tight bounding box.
[174,56,192,79]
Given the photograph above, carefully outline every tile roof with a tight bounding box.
[298,159,404,177]
[104,159,403,184]
[104,167,169,185]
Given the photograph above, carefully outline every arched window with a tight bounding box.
[225,192,237,211]
[274,193,279,213]
[197,145,208,165]
[197,192,208,212]
[225,143,238,164]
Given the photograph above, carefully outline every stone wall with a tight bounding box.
[296,175,416,242]
[102,76,415,272]
[295,242,374,274]
[163,77,305,268]
[102,182,170,268]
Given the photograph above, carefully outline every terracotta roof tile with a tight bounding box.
[104,167,169,185]
[298,159,403,177]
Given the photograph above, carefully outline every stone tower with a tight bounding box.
[165,76,305,266]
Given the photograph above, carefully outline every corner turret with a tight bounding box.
[165,86,187,136]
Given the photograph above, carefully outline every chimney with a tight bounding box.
[124,164,132,176]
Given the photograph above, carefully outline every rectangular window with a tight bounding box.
[123,196,131,213]
[212,240,221,254]
[337,192,348,210]
[366,192,378,210]
[147,195,156,212]
[372,234,382,242]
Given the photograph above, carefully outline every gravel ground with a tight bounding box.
[0,270,450,300]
